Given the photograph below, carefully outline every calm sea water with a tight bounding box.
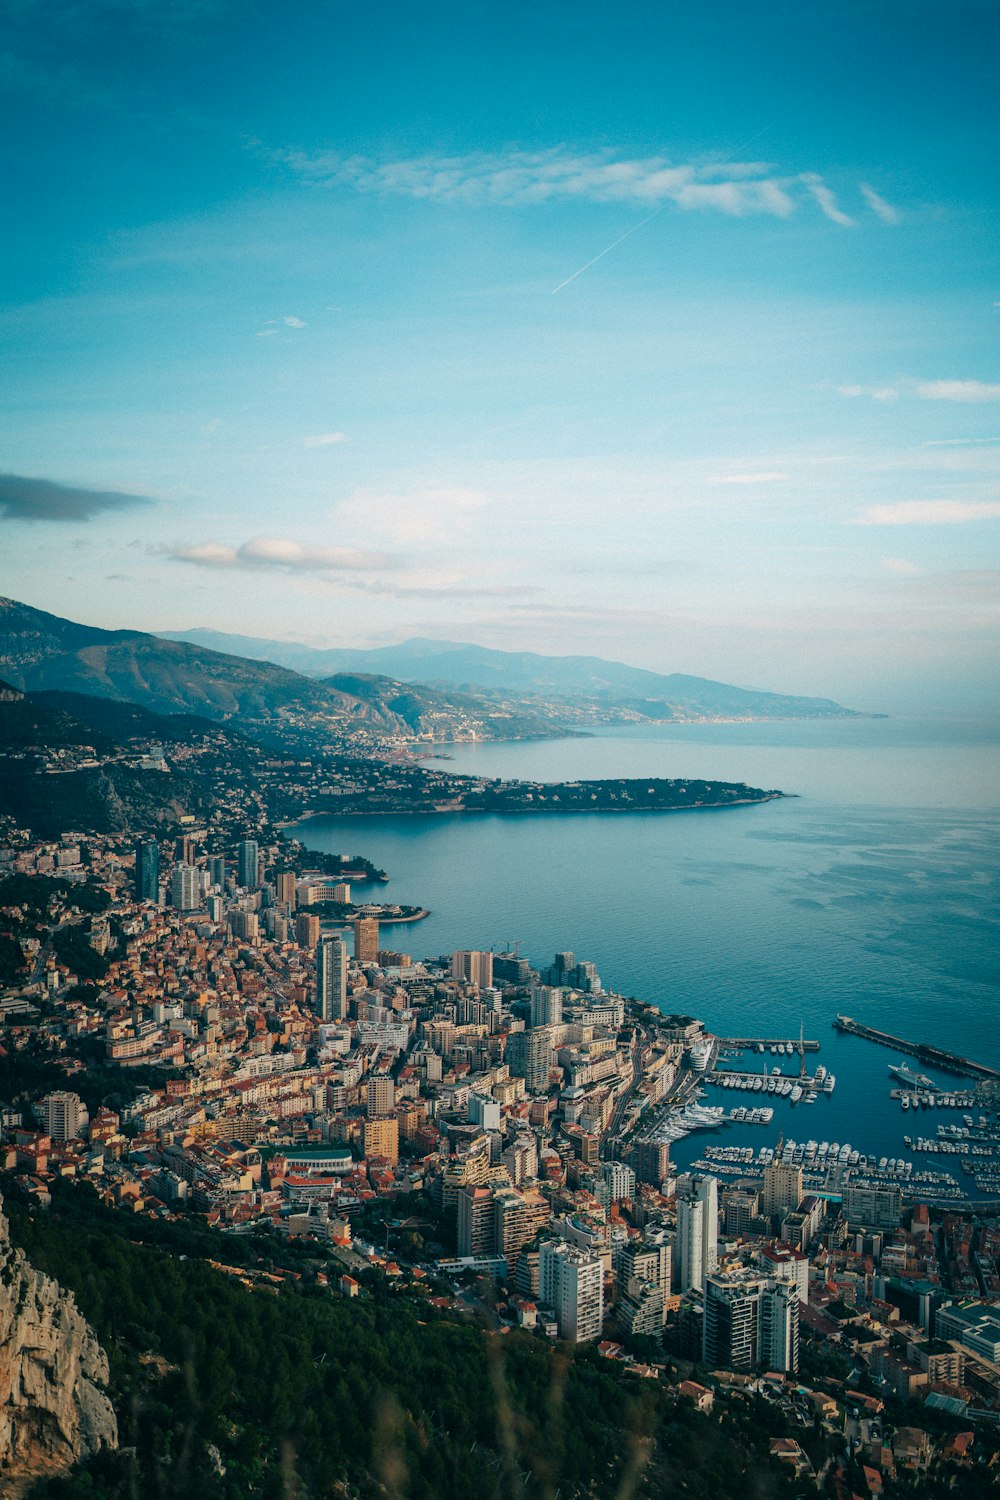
[292,716,1000,1190]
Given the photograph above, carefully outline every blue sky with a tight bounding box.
[1,0,998,710]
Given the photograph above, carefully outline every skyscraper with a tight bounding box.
[539,1240,604,1343]
[316,936,348,1022]
[762,1161,804,1220]
[208,854,226,889]
[134,839,159,903]
[703,1273,799,1374]
[237,839,259,890]
[170,862,201,912]
[676,1174,719,1292]
[506,1026,553,1094]
[354,915,379,965]
[451,950,493,987]
[529,985,562,1028]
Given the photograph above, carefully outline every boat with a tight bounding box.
[815,1064,827,1084]
[790,1084,803,1103]
[889,1062,935,1091]
[823,1073,835,1093]
[901,1095,910,1111]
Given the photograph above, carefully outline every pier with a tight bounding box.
[716,1036,819,1052]
[834,1015,1000,1082]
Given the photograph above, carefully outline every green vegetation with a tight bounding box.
[7,1183,800,1500]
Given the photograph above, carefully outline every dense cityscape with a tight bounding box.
[2,802,999,1496]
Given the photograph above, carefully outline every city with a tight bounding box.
[2,814,999,1494]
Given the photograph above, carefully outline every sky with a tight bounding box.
[1,0,998,712]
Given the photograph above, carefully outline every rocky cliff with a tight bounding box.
[0,1199,117,1496]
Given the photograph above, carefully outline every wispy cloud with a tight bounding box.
[882,557,924,575]
[857,501,1000,525]
[917,380,1000,403]
[801,174,854,226]
[166,537,399,571]
[336,486,490,546]
[275,145,870,226]
[283,315,306,328]
[304,432,348,448]
[0,472,154,523]
[838,384,899,401]
[707,471,789,485]
[859,183,900,224]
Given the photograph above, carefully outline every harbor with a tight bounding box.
[834,1014,1000,1081]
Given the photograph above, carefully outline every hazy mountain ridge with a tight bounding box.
[0,599,556,745]
[165,626,860,721]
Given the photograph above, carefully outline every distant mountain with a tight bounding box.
[0,598,556,745]
[164,627,859,722]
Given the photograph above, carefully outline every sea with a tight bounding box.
[290,715,1000,1195]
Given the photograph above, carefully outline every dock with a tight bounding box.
[834,1015,1000,1082]
[715,1036,820,1052]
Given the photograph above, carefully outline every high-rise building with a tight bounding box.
[208,854,226,889]
[506,1026,553,1094]
[758,1278,801,1373]
[723,1186,761,1237]
[176,834,198,865]
[456,1186,494,1257]
[539,1240,604,1343]
[316,936,348,1022]
[844,1183,903,1231]
[170,862,201,912]
[630,1137,672,1188]
[601,1160,636,1203]
[762,1161,804,1220]
[296,912,320,949]
[229,910,259,942]
[363,1115,399,1165]
[493,1188,550,1264]
[237,839,259,891]
[529,985,562,1028]
[366,1075,395,1117]
[134,840,159,903]
[704,1274,762,1373]
[676,1174,718,1292]
[451,950,493,988]
[39,1091,88,1142]
[354,915,379,965]
[275,871,296,908]
[703,1273,800,1375]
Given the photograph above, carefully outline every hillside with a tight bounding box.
[0,682,214,836]
[0,598,556,746]
[165,627,861,723]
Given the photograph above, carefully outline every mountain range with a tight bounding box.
[0,598,554,746]
[164,626,859,722]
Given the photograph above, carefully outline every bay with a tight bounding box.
[291,716,1000,1194]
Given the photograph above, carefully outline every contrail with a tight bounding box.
[551,94,812,294]
[550,205,670,294]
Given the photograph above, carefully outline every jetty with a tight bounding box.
[716,1036,820,1052]
[834,1015,1000,1082]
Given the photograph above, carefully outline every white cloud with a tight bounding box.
[275,145,860,225]
[857,501,1000,525]
[255,329,278,338]
[801,174,855,227]
[707,471,789,485]
[167,536,399,570]
[283,315,306,328]
[917,380,1000,403]
[837,384,899,401]
[859,183,900,224]
[304,432,348,447]
[882,558,923,575]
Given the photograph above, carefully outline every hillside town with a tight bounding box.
[2,817,1000,1494]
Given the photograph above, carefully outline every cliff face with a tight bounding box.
[0,1200,117,1495]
